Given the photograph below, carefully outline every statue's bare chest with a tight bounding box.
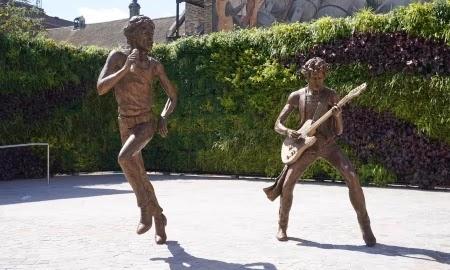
[118,58,155,89]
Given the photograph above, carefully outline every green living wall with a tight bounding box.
[0,1,449,188]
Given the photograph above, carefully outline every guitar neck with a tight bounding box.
[306,95,352,136]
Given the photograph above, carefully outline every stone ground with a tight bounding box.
[0,173,449,270]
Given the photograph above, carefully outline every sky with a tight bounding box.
[40,0,185,24]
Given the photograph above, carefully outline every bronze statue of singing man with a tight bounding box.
[97,15,177,245]
[264,57,376,246]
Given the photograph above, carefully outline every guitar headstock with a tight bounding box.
[337,83,367,107]
[347,83,367,99]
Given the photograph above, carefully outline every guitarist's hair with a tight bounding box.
[300,57,329,78]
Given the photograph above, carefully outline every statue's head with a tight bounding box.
[123,15,155,51]
[300,57,329,89]
[301,57,329,78]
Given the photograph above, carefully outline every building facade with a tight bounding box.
[45,0,429,48]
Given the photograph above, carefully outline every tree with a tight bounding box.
[0,0,44,38]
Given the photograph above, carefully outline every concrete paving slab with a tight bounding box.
[0,174,449,270]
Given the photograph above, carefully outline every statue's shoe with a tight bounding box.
[136,206,152,235]
[358,216,376,247]
[276,228,288,242]
[362,228,376,247]
[154,213,167,245]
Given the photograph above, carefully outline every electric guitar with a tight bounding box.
[281,83,367,165]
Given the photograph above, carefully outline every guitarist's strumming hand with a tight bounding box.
[286,129,305,142]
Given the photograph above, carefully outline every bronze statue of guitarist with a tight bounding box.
[263,57,376,246]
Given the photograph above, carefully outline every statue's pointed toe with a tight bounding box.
[136,206,152,235]
[154,213,167,244]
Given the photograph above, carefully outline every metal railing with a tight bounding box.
[0,143,50,184]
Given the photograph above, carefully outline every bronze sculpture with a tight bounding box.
[97,15,178,245]
[263,57,376,247]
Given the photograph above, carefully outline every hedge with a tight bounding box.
[0,1,449,188]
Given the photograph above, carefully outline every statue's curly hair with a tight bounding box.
[300,57,329,77]
[123,15,155,45]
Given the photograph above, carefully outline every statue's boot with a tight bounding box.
[276,225,288,241]
[154,213,167,245]
[136,206,152,235]
[276,213,288,241]
[277,206,289,241]
[358,216,376,247]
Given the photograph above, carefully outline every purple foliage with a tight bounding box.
[342,106,450,188]
[290,32,450,76]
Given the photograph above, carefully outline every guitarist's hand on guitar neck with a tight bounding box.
[331,105,342,117]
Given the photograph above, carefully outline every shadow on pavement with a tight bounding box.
[151,241,277,270]
[289,237,450,265]
[0,174,132,205]
[0,173,268,206]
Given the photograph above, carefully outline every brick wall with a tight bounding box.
[185,0,213,35]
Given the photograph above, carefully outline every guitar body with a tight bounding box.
[281,119,317,165]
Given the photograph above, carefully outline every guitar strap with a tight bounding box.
[312,101,322,122]
[300,88,327,125]
[313,91,328,122]
[299,88,306,124]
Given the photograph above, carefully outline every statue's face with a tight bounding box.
[307,70,326,90]
[135,24,154,51]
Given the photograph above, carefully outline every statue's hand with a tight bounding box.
[158,116,168,138]
[286,129,301,139]
[125,49,139,70]
[331,105,342,117]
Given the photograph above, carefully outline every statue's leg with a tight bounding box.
[277,150,317,241]
[322,145,376,246]
[134,150,167,244]
[118,120,164,237]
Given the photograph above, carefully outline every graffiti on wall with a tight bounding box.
[212,0,430,31]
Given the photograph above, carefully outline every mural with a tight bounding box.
[212,0,430,31]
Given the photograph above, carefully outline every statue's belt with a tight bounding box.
[118,112,158,127]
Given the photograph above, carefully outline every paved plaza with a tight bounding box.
[0,173,449,270]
